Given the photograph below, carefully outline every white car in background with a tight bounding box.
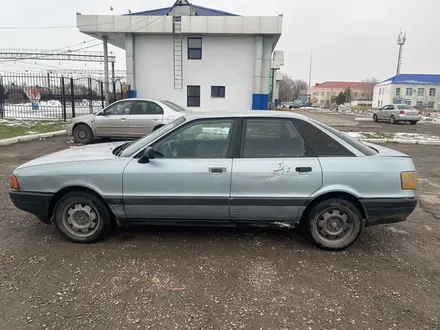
[373,104,422,125]
[67,99,186,144]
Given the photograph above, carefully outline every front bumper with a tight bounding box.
[9,191,53,222]
[360,197,417,226]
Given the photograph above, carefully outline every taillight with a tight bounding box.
[10,175,19,190]
[400,110,405,114]
[418,111,422,115]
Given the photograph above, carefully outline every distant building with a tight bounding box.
[309,81,376,107]
[373,74,440,111]
[76,0,284,111]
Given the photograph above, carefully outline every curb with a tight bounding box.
[360,138,440,145]
[0,130,67,146]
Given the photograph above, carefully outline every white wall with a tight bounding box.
[134,34,256,111]
[372,84,393,108]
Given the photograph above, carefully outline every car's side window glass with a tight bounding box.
[386,105,394,110]
[129,102,165,115]
[241,119,306,158]
[104,101,132,116]
[294,119,354,157]
[153,119,234,158]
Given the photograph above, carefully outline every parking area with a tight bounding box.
[1,137,440,329]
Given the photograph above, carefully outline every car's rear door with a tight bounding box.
[128,101,164,137]
[122,118,238,223]
[94,100,131,137]
[230,118,322,225]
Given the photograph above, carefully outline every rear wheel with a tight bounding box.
[53,191,113,243]
[390,115,396,124]
[410,121,417,125]
[304,198,364,250]
[73,123,94,144]
[373,114,378,122]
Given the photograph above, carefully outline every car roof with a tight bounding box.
[182,110,311,121]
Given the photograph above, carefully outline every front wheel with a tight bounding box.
[73,123,94,144]
[390,115,396,124]
[410,121,417,125]
[304,198,364,250]
[53,191,113,243]
[373,114,378,122]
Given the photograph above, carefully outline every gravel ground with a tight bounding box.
[1,137,439,330]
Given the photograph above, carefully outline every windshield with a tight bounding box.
[313,120,378,156]
[396,105,416,110]
[120,116,186,157]
[161,100,186,112]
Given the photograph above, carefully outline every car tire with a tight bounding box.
[390,115,396,124]
[304,198,364,251]
[53,191,113,243]
[373,114,378,122]
[73,123,94,144]
[410,121,417,125]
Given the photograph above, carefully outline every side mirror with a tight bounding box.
[138,147,156,163]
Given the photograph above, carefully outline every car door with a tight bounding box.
[94,100,132,137]
[128,101,164,137]
[383,105,395,120]
[122,118,238,222]
[230,118,323,225]
[376,105,386,120]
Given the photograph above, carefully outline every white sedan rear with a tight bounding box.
[373,104,422,125]
[67,99,186,144]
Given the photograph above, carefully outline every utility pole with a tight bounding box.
[396,27,406,75]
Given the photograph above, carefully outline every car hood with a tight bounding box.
[17,141,126,169]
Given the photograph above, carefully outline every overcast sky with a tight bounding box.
[0,0,438,84]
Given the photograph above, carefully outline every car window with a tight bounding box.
[294,119,354,157]
[312,120,378,156]
[130,101,164,115]
[396,105,416,110]
[386,105,395,110]
[153,119,235,159]
[241,119,306,158]
[104,101,132,116]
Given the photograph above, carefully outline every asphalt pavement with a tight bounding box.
[0,137,439,329]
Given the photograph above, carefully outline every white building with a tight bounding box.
[76,0,284,111]
[373,74,440,111]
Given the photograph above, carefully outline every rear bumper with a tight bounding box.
[396,115,421,121]
[360,197,417,226]
[9,191,53,222]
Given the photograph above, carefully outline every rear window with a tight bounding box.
[396,105,416,110]
[312,120,378,156]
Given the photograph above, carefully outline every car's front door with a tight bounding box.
[128,101,164,137]
[122,118,237,222]
[377,106,386,120]
[94,101,132,137]
[230,118,323,225]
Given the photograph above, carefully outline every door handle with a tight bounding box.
[209,167,226,174]
[296,167,312,173]
[121,118,126,121]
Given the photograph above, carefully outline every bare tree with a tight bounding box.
[279,74,308,102]
[361,77,379,101]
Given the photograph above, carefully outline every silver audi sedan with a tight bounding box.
[10,111,418,250]
[66,98,186,144]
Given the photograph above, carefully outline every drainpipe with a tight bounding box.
[252,35,263,110]
[103,35,110,104]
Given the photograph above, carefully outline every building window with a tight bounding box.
[187,85,200,107]
[378,101,381,107]
[416,101,423,107]
[326,92,330,96]
[321,92,324,96]
[211,86,225,98]
[417,88,424,96]
[429,88,436,96]
[406,88,412,96]
[188,37,202,59]
[332,92,336,96]
[378,89,382,95]
[354,92,358,97]
[405,100,412,105]
[361,93,366,97]
[396,88,401,96]
[427,101,435,109]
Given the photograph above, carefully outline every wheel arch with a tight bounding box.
[48,185,114,221]
[299,191,367,226]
